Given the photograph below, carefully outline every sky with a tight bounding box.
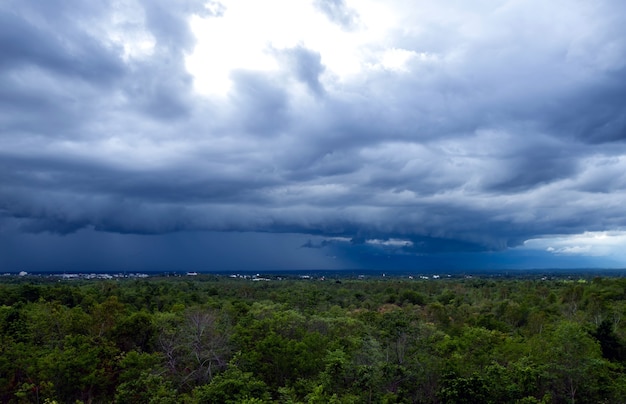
[2,0,626,273]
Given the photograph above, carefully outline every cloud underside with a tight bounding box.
[2,0,626,255]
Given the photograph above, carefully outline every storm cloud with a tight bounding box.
[2,0,626,271]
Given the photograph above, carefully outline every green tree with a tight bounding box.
[533,321,610,403]
[114,350,177,404]
[191,364,270,403]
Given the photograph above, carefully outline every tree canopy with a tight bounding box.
[2,274,626,403]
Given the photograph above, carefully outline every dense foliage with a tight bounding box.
[2,274,626,403]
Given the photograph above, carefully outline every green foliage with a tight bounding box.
[191,364,270,403]
[530,320,611,402]
[2,275,626,402]
[112,311,157,352]
[592,319,626,362]
[114,350,177,404]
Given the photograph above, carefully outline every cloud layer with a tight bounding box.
[2,0,626,268]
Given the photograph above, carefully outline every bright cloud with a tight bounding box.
[186,0,399,95]
[524,232,626,259]
[366,238,414,247]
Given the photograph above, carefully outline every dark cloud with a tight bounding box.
[0,9,123,82]
[277,46,326,96]
[2,0,626,271]
[561,75,626,144]
[126,0,218,118]
[228,70,290,134]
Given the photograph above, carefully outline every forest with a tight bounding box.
[2,273,626,403]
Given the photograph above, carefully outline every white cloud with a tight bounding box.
[377,48,417,71]
[108,1,156,61]
[185,0,399,95]
[367,238,413,247]
[525,231,626,259]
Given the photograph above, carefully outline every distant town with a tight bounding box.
[4,268,626,282]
